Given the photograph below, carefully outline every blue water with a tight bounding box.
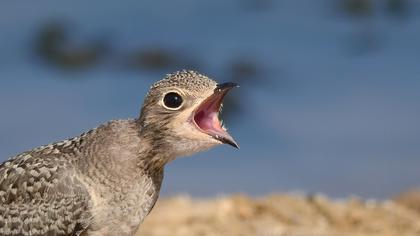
[1,0,419,199]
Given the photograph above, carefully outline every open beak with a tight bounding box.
[192,82,239,148]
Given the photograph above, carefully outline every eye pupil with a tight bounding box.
[163,92,183,109]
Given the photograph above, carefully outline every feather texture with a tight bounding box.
[0,70,227,236]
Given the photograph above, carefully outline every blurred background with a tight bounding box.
[0,0,419,200]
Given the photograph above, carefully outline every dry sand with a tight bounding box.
[136,191,420,236]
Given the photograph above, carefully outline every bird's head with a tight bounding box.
[138,70,238,159]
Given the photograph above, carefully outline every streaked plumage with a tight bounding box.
[0,70,238,236]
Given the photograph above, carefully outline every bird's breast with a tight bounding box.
[82,170,163,235]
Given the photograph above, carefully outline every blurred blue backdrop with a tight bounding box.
[1,0,419,199]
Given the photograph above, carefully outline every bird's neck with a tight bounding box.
[78,119,168,183]
[75,120,165,233]
[136,117,179,163]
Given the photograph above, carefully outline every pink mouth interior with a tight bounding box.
[193,94,225,134]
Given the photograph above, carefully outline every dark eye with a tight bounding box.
[163,92,183,109]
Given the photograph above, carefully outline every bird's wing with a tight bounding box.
[0,146,92,236]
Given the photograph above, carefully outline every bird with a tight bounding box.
[0,70,238,236]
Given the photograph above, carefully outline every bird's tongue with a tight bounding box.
[193,93,226,136]
[193,82,239,148]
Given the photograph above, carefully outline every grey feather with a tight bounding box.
[0,70,229,236]
[0,138,91,235]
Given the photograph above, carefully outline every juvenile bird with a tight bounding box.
[0,70,238,236]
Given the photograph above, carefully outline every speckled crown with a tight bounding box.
[150,70,217,93]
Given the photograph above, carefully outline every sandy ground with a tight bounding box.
[136,191,420,236]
